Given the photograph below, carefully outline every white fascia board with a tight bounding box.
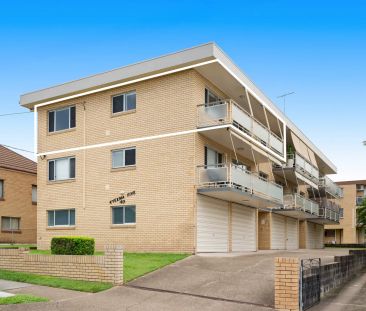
[20,43,216,108]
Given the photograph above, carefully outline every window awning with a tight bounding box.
[290,132,318,167]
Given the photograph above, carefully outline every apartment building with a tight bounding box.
[324,180,366,244]
[0,145,37,243]
[20,43,340,252]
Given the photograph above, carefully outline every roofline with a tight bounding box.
[0,165,37,175]
[19,42,337,173]
[336,180,366,185]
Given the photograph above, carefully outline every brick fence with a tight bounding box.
[275,250,366,311]
[0,245,123,285]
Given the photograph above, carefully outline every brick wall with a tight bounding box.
[274,257,300,311]
[0,245,123,285]
[0,168,37,243]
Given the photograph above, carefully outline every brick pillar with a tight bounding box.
[275,257,300,311]
[104,245,123,285]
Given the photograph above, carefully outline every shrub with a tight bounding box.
[51,237,95,255]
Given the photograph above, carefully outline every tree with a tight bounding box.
[357,198,366,228]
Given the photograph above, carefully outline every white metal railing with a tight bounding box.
[283,194,319,216]
[197,100,284,156]
[317,198,340,222]
[197,164,283,204]
[319,176,344,198]
[280,153,320,183]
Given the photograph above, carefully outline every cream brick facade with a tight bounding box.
[325,180,366,244]
[0,168,37,243]
[24,44,339,252]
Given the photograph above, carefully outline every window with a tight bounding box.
[1,217,20,231]
[205,88,220,104]
[339,208,344,219]
[325,230,335,238]
[112,91,136,114]
[48,106,76,132]
[112,147,136,168]
[32,185,37,203]
[112,206,136,224]
[0,180,3,199]
[48,157,75,181]
[48,209,75,227]
[204,147,223,166]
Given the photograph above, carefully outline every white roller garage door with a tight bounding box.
[232,204,256,252]
[286,217,299,250]
[307,222,324,249]
[271,214,286,249]
[197,195,229,252]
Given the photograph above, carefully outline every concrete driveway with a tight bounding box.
[129,249,350,308]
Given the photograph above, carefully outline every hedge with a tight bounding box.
[51,237,95,255]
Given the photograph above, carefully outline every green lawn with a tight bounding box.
[124,252,189,282]
[0,294,48,305]
[0,270,113,292]
[0,252,189,290]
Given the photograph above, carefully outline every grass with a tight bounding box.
[0,294,48,305]
[123,252,190,282]
[0,270,113,292]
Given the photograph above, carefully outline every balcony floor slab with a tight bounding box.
[271,208,318,220]
[197,186,282,209]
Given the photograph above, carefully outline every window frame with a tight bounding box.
[205,88,221,104]
[48,156,76,181]
[204,146,223,167]
[111,147,136,169]
[339,207,344,219]
[48,105,76,133]
[1,216,20,231]
[47,209,75,227]
[0,179,4,200]
[111,91,136,115]
[111,205,136,225]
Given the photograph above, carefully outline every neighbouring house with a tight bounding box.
[0,145,37,243]
[324,180,366,244]
[19,43,340,252]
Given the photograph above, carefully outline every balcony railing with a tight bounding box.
[317,198,340,222]
[319,176,343,198]
[197,100,284,156]
[197,164,283,204]
[283,194,319,216]
[357,196,366,206]
[274,153,319,184]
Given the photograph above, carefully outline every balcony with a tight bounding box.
[319,176,343,198]
[272,194,319,219]
[357,196,366,206]
[311,198,340,224]
[197,164,283,208]
[197,100,284,157]
[273,153,319,188]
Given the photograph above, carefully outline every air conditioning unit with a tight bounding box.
[357,185,365,191]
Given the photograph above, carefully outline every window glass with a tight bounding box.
[205,147,222,166]
[126,92,136,110]
[70,209,75,225]
[49,111,55,132]
[69,158,76,179]
[0,180,3,198]
[112,150,124,168]
[125,206,136,223]
[112,95,125,113]
[70,106,76,128]
[48,211,54,226]
[55,108,70,131]
[125,149,136,166]
[55,158,70,180]
[112,207,124,224]
[32,185,37,203]
[49,161,55,181]
[1,217,20,230]
[55,210,69,226]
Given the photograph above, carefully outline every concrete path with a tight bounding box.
[311,272,366,311]
[0,280,30,291]
[129,249,349,307]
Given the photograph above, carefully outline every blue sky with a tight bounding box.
[0,0,365,181]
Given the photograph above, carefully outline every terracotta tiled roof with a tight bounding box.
[0,145,36,174]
